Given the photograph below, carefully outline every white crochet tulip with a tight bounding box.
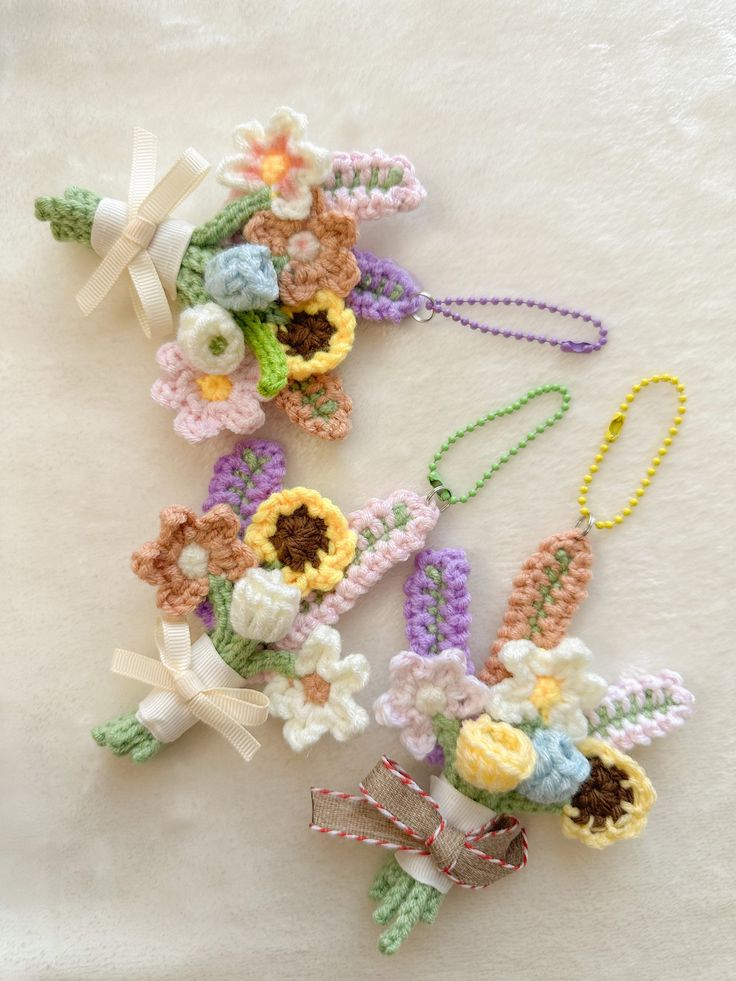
[177,302,245,375]
[229,568,301,643]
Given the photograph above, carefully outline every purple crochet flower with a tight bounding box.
[374,649,488,761]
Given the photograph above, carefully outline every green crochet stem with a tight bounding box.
[433,715,564,814]
[369,856,444,954]
[33,185,287,398]
[207,575,298,678]
[91,712,163,763]
[91,575,296,763]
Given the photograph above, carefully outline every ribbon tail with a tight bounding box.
[76,235,141,315]
[191,697,263,762]
[111,648,173,691]
[208,689,270,727]
[128,250,173,337]
[310,790,419,851]
[129,128,158,212]
[156,619,193,674]
[137,147,210,225]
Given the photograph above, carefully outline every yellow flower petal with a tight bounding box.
[245,487,356,595]
[276,289,356,380]
[561,738,656,849]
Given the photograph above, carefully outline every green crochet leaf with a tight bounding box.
[369,855,444,955]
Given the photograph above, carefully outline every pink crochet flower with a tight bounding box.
[152,342,266,444]
[374,649,488,761]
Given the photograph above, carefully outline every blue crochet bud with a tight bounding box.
[204,244,279,312]
[517,728,591,804]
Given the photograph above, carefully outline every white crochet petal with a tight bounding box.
[215,153,260,191]
[233,120,266,151]
[293,625,339,676]
[549,637,594,674]
[282,714,328,752]
[271,185,314,220]
[325,653,370,691]
[485,678,538,724]
[264,678,304,720]
[297,142,332,183]
[267,106,307,142]
[547,702,589,741]
[574,672,608,709]
[497,639,538,679]
[324,696,370,742]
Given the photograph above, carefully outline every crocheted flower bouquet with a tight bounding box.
[311,538,693,954]
[35,107,426,443]
[93,439,439,763]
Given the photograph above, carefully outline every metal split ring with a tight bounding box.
[411,291,435,323]
[575,514,596,536]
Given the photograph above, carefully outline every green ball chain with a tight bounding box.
[427,383,572,506]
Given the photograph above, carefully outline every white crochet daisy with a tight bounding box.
[485,638,607,742]
[265,625,369,751]
[216,107,331,220]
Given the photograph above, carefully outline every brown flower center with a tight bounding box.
[271,505,330,572]
[301,672,331,705]
[279,313,336,360]
[570,758,635,828]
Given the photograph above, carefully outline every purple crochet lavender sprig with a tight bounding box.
[202,438,286,535]
[349,250,423,322]
[197,438,286,630]
[404,549,473,669]
[400,548,475,765]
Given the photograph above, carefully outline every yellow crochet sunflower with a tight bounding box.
[245,487,357,595]
[560,738,656,849]
[275,290,356,381]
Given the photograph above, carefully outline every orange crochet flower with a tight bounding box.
[131,504,257,617]
[244,189,360,305]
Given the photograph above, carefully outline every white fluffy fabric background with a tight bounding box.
[3,2,734,979]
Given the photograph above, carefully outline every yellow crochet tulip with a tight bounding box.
[455,715,536,793]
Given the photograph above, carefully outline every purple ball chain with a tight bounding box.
[416,294,608,353]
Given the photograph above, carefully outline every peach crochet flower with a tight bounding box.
[131,504,257,617]
[244,189,360,305]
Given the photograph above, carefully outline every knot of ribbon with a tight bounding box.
[310,757,528,889]
[77,128,210,337]
[111,619,269,762]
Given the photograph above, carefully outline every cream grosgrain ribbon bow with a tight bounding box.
[111,619,269,762]
[76,128,210,337]
[310,757,528,890]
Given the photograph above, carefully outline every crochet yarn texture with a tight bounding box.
[34,109,429,444]
[314,542,693,954]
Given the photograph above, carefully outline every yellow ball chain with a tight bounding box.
[578,374,687,530]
